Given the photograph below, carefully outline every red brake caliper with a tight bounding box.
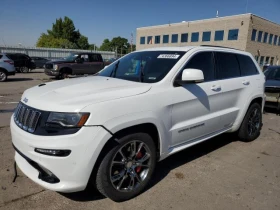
[135,152,142,173]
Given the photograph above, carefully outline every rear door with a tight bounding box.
[214,52,254,128]
[72,54,89,75]
[88,54,104,74]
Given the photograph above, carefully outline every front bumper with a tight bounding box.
[11,117,112,192]
[44,69,59,76]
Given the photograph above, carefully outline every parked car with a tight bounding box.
[44,52,104,79]
[30,57,50,68]
[6,53,36,73]
[0,53,16,82]
[264,66,280,112]
[11,46,265,201]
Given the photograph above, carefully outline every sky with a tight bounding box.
[0,0,280,47]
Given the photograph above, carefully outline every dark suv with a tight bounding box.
[44,52,105,79]
[6,53,36,73]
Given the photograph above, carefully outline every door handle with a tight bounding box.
[211,85,221,91]
[242,80,250,85]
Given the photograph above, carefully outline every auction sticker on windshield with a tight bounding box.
[157,54,180,59]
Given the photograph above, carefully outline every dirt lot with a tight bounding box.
[0,70,280,210]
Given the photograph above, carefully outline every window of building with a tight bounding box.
[214,30,224,41]
[260,56,264,66]
[269,34,273,44]
[255,55,259,62]
[202,31,211,42]
[191,32,199,42]
[274,35,278,45]
[251,29,257,41]
[179,52,215,82]
[257,31,263,42]
[163,35,169,43]
[181,33,188,42]
[155,35,161,44]
[140,37,145,44]
[228,29,239,40]
[171,34,178,43]
[263,32,268,43]
[147,36,153,44]
[265,56,270,64]
[270,57,274,65]
[216,52,240,79]
[236,54,259,76]
[278,36,280,46]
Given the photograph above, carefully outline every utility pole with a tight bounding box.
[131,32,133,52]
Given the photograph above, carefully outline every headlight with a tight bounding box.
[46,112,90,128]
[53,64,58,70]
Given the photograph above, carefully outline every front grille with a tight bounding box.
[45,63,53,69]
[14,103,41,133]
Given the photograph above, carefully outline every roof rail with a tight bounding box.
[200,45,242,50]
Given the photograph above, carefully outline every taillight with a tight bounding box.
[4,60,14,65]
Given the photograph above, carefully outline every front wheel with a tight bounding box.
[20,67,29,73]
[96,133,156,202]
[238,103,262,142]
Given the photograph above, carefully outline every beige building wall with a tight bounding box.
[136,13,280,66]
[136,14,251,51]
[246,15,280,66]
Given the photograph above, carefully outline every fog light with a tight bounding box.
[35,148,71,157]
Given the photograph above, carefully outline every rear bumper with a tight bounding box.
[44,69,59,76]
[7,71,16,76]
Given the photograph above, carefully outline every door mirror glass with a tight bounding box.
[182,68,204,82]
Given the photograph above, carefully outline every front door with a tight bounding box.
[72,54,90,75]
[170,51,225,147]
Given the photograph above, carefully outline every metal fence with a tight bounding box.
[0,45,116,60]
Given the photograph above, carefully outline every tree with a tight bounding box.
[36,16,89,49]
[88,44,98,51]
[99,37,134,54]
[99,39,112,51]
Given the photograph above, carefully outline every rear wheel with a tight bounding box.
[0,70,7,82]
[20,66,29,73]
[96,133,156,202]
[238,103,262,142]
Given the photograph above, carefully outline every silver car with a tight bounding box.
[0,53,16,82]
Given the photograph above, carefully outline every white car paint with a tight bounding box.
[11,46,265,192]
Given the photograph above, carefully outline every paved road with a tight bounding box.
[0,71,280,210]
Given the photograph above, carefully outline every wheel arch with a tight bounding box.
[0,67,8,73]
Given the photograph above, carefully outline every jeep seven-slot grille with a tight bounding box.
[14,103,41,133]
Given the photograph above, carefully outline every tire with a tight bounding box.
[0,70,7,82]
[238,103,262,142]
[96,133,156,202]
[20,67,29,73]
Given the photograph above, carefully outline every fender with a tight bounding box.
[230,93,264,132]
[102,110,172,160]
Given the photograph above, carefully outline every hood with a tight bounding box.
[46,59,73,64]
[265,79,280,88]
[21,76,152,112]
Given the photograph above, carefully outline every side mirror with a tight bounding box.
[182,68,204,83]
[75,58,83,63]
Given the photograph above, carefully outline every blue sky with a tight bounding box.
[0,0,279,47]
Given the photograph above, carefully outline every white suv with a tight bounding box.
[11,46,265,201]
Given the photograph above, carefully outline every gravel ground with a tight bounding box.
[0,70,280,210]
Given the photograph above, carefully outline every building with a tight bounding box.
[136,14,280,66]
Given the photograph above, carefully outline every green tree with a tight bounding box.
[36,16,89,49]
[99,39,112,51]
[88,44,98,51]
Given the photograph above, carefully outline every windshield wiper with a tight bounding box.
[139,57,144,82]
[110,60,120,78]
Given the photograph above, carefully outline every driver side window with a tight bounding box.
[176,52,215,82]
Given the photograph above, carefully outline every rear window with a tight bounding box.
[89,54,102,62]
[216,52,240,79]
[236,54,259,76]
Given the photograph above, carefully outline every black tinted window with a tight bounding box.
[263,32,268,43]
[163,35,169,43]
[0,55,2,59]
[251,29,257,41]
[228,29,239,40]
[89,54,102,62]
[258,31,263,42]
[171,34,178,43]
[202,31,211,42]
[6,54,17,60]
[181,33,188,42]
[191,32,199,42]
[216,52,240,79]
[180,52,215,82]
[236,54,259,76]
[215,30,224,41]
[140,37,145,44]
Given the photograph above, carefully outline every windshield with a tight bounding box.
[265,67,280,80]
[64,53,78,61]
[98,51,186,83]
